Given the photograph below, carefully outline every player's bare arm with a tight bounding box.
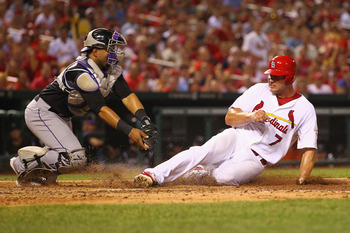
[298,148,316,185]
[98,106,149,150]
[121,93,145,115]
[225,107,270,127]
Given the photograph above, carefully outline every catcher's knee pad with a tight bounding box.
[16,146,55,173]
[57,148,87,174]
[17,146,48,168]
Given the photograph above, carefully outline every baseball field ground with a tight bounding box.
[0,165,349,233]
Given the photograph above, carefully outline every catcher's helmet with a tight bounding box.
[81,28,127,66]
[264,55,296,84]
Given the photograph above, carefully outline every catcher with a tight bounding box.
[10,28,157,186]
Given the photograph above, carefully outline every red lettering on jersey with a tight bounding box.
[268,118,288,134]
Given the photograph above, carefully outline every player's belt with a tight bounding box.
[251,150,267,166]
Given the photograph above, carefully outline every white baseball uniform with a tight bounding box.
[144,83,318,185]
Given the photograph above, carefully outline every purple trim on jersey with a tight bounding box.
[65,68,94,91]
[63,67,74,90]
[63,62,82,90]
[38,108,68,152]
[77,60,100,92]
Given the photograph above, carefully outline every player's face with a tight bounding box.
[93,48,109,70]
[268,75,287,95]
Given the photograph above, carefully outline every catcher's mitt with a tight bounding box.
[141,117,158,150]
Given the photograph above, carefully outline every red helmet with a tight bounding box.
[264,55,296,84]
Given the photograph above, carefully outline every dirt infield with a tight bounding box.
[1,173,349,206]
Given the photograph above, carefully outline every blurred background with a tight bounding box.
[0,0,349,172]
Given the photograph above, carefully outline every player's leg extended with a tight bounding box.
[212,148,265,185]
[144,128,239,184]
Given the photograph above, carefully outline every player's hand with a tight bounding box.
[251,110,270,123]
[140,117,158,150]
[129,128,150,150]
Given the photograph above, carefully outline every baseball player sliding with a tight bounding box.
[10,28,157,186]
[135,55,317,187]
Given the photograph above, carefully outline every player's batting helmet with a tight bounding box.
[81,28,127,66]
[264,55,296,84]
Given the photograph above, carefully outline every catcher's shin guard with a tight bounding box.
[10,146,87,185]
[57,148,87,174]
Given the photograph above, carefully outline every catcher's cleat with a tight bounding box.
[134,172,156,188]
[10,157,58,187]
[16,177,46,187]
[15,175,58,187]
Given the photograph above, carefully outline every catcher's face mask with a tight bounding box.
[81,28,127,67]
[107,31,127,66]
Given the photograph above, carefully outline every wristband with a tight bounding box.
[116,119,133,136]
[135,109,148,121]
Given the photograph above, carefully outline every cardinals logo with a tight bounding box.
[271,61,276,68]
[252,101,264,112]
[288,110,295,129]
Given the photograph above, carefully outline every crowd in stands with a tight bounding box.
[0,0,349,95]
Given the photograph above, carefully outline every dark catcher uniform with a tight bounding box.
[10,28,156,186]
